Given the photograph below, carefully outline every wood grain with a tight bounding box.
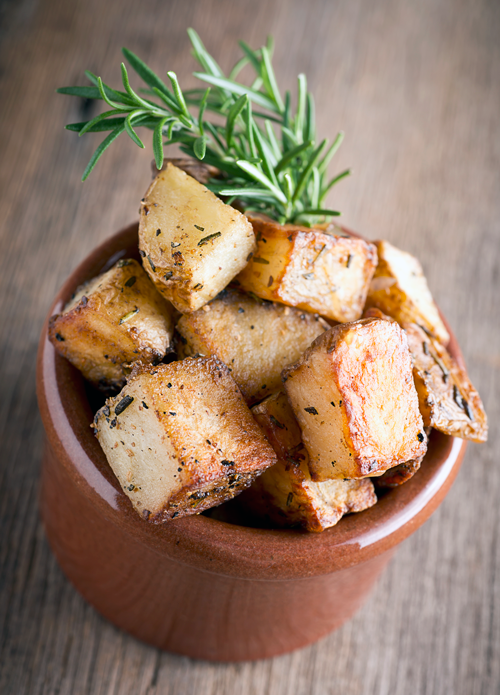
[0,0,499,692]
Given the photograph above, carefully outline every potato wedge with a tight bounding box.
[93,357,277,522]
[240,392,377,531]
[176,289,329,404]
[365,240,450,344]
[48,259,174,390]
[283,317,427,481]
[235,216,377,322]
[138,163,255,313]
[403,322,487,442]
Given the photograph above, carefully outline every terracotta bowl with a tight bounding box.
[37,222,467,662]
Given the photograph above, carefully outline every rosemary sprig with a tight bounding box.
[58,29,350,225]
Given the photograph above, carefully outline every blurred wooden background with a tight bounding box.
[1,0,499,692]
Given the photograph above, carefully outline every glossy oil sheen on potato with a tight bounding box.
[236,216,377,322]
[240,392,376,531]
[138,163,255,312]
[93,357,277,522]
[48,259,174,389]
[365,239,450,344]
[176,289,329,404]
[283,318,427,480]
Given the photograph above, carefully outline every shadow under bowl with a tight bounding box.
[36,222,467,662]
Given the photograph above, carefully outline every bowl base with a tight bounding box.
[40,439,394,661]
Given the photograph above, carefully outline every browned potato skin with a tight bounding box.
[176,289,329,404]
[235,216,377,322]
[365,240,450,344]
[48,259,174,390]
[363,307,487,442]
[283,318,427,481]
[94,358,277,522]
[240,392,377,532]
[374,457,423,488]
[138,163,255,313]
[363,306,398,324]
[403,322,488,442]
[363,308,425,486]
[152,157,220,184]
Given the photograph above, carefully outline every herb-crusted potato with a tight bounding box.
[240,392,377,531]
[93,357,277,522]
[176,289,329,404]
[282,317,427,481]
[48,259,174,390]
[404,322,487,442]
[138,163,255,313]
[365,240,450,344]
[235,216,377,322]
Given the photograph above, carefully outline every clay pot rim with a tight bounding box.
[36,221,467,581]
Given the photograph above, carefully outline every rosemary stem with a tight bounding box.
[58,29,349,224]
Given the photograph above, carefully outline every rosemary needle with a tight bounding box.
[58,29,350,225]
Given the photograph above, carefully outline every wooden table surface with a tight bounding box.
[1,0,499,692]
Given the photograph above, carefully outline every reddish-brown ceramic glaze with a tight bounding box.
[37,222,467,661]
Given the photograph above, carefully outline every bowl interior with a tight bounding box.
[37,222,466,580]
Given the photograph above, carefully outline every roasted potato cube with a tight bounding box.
[93,357,277,522]
[404,322,487,442]
[239,392,377,531]
[176,289,329,404]
[364,309,487,441]
[48,259,174,390]
[365,239,450,344]
[235,216,377,322]
[283,317,427,481]
[138,163,255,313]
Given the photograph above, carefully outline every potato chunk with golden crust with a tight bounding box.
[48,259,174,390]
[365,240,450,344]
[235,216,377,322]
[138,163,255,313]
[176,289,329,404]
[239,392,377,532]
[93,358,277,522]
[364,308,487,442]
[283,318,427,481]
[404,322,487,442]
